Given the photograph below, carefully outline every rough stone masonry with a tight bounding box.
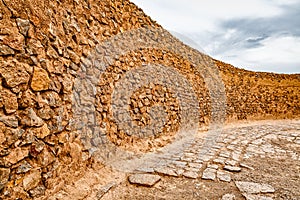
[0,0,299,199]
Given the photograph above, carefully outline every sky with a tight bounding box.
[131,0,300,74]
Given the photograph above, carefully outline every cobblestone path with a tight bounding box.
[128,120,300,181]
[47,119,300,199]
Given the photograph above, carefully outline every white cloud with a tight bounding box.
[131,0,300,73]
[131,0,283,32]
[215,36,300,73]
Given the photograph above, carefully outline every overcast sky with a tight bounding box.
[131,0,300,74]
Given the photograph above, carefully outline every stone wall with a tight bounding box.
[215,60,300,121]
[0,0,299,199]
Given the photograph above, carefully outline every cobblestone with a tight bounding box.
[44,120,300,199]
[217,170,231,182]
[114,120,300,184]
[201,168,216,180]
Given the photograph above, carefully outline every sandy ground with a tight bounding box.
[44,119,300,200]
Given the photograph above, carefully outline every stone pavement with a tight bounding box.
[46,119,300,199]
[130,120,300,180]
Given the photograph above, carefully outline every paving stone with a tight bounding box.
[224,165,241,172]
[128,174,161,187]
[207,164,219,170]
[135,167,155,173]
[235,181,275,194]
[199,154,213,162]
[219,151,231,158]
[225,160,237,166]
[154,167,178,177]
[174,168,185,176]
[201,168,216,180]
[213,158,225,164]
[242,193,273,200]
[188,162,203,169]
[240,163,255,170]
[182,171,198,179]
[232,152,241,161]
[171,160,187,168]
[217,171,231,182]
[221,193,236,200]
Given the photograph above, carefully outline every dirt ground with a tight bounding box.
[101,156,299,200]
[41,120,300,200]
[100,121,300,200]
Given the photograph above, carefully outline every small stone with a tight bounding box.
[135,167,155,173]
[5,147,29,164]
[0,168,10,190]
[3,33,24,50]
[235,181,275,194]
[68,49,80,64]
[16,161,32,174]
[95,182,116,199]
[155,167,178,177]
[1,126,23,146]
[183,171,198,179]
[27,38,44,55]
[225,160,237,166]
[201,168,216,180]
[30,141,45,157]
[224,165,241,172]
[128,174,161,187]
[242,193,273,200]
[37,147,55,167]
[41,91,61,107]
[29,185,46,197]
[69,142,82,162]
[23,170,41,191]
[0,59,30,87]
[213,158,225,164]
[16,18,30,36]
[208,164,219,170]
[31,67,50,91]
[0,44,15,55]
[0,129,4,145]
[0,88,18,114]
[240,163,255,170]
[217,171,231,182]
[0,116,18,128]
[174,168,185,176]
[32,124,50,139]
[222,193,236,200]
[20,108,44,127]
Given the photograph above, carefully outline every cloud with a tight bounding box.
[221,4,300,37]
[132,0,283,32]
[215,36,300,73]
[131,0,300,73]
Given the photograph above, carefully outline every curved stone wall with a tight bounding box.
[215,60,300,121]
[0,0,299,198]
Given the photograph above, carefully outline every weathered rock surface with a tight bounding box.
[0,168,10,190]
[221,193,236,200]
[235,181,275,194]
[31,67,50,91]
[23,170,42,191]
[5,147,29,164]
[0,59,30,88]
[201,168,216,180]
[128,174,161,187]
